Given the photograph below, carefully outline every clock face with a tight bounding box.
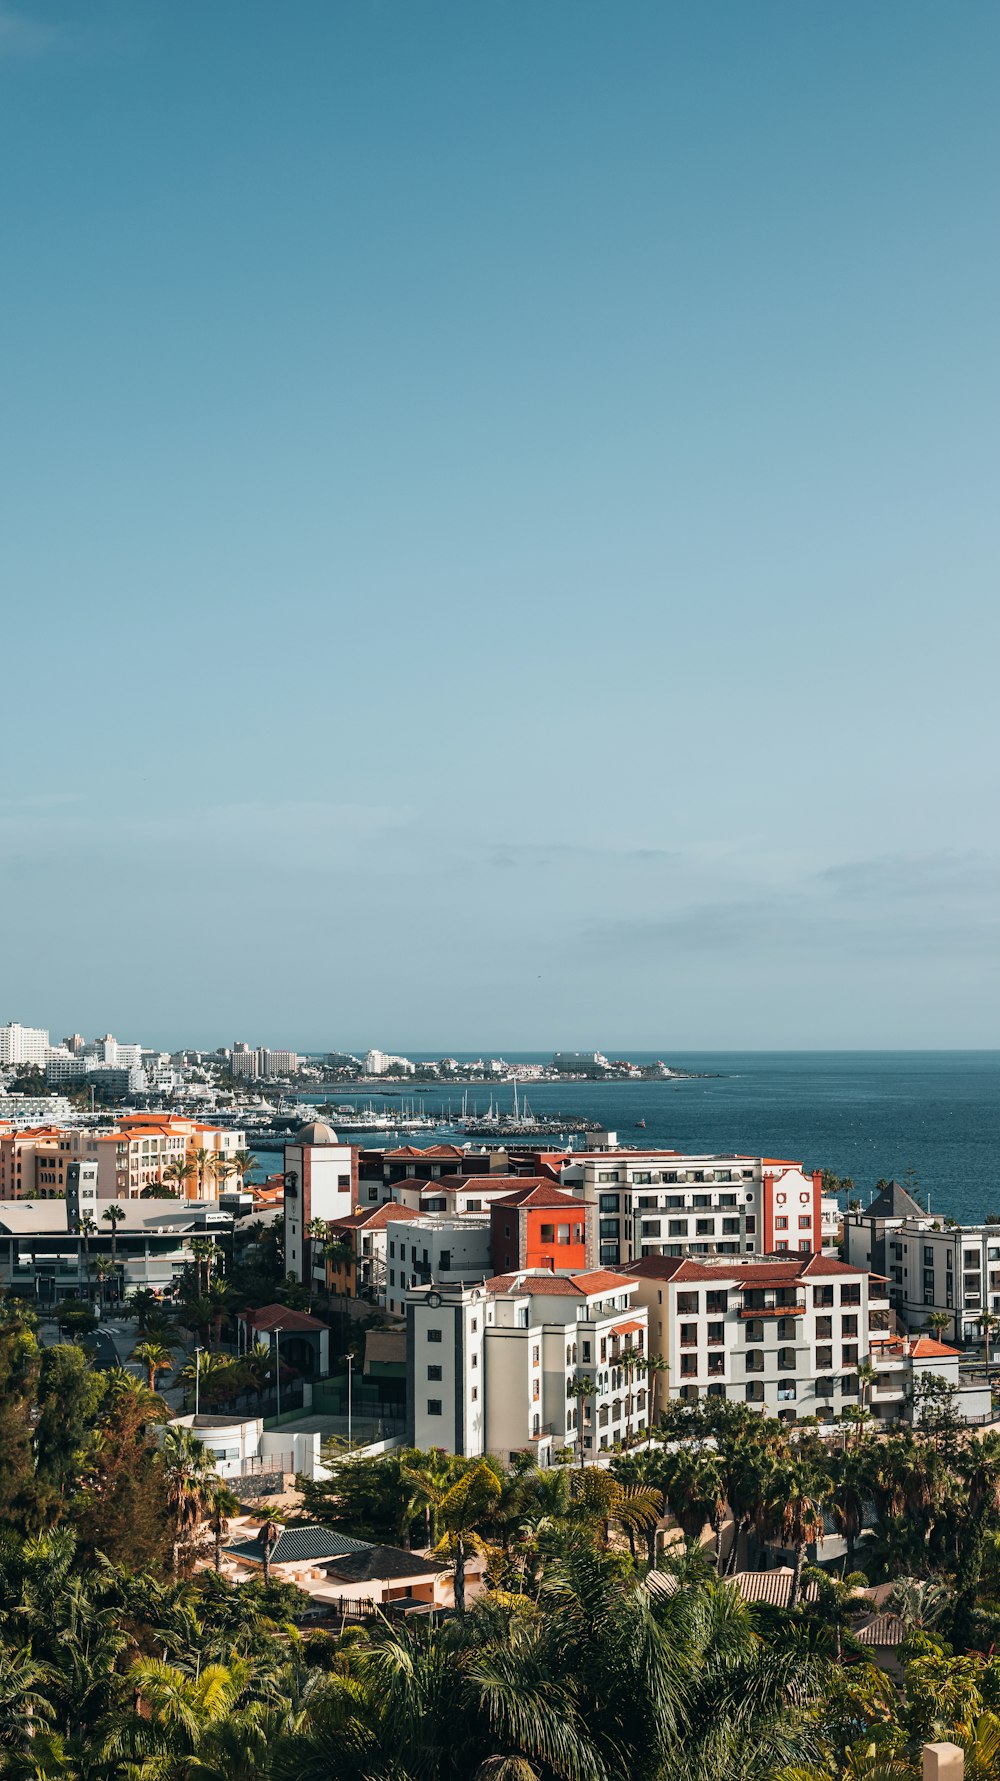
[427,1291,442,1307]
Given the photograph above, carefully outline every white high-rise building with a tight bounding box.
[0,1023,51,1067]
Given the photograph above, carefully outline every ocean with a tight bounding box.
[250,1051,1000,1225]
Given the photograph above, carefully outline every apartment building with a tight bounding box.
[843,1180,1000,1345]
[489,1182,593,1275]
[406,1269,649,1464]
[92,1116,245,1201]
[385,1212,493,1315]
[323,1201,424,1300]
[0,1022,51,1067]
[0,1125,96,1200]
[626,1252,889,1424]
[230,1046,300,1079]
[559,1149,823,1267]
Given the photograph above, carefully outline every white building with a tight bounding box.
[869,1332,992,1426]
[0,1023,51,1067]
[843,1181,1000,1345]
[406,1268,650,1465]
[229,1046,300,1079]
[165,1413,330,1482]
[364,1049,415,1076]
[283,1122,356,1283]
[625,1252,889,1425]
[560,1149,824,1267]
[384,1212,492,1316]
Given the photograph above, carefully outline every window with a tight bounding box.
[924,1247,935,1266]
[777,1382,796,1402]
[427,1364,442,1381]
[532,1345,540,1365]
[694,1194,711,1207]
[813,1287,834,1308]
[746,1380,764,1402]
[427,1399,442,1416]
[440,1251,451,1271]
[676,1291,699,1315]
[840,1284,861,1306]
[680,1322,698,1347]
[696,1219,715,1236]
[777,1347,796,1372]
[777,1317,798,1341]
[706,1290,727,1314]
[841,1314,858,1337]
[599,1194,619,1213]
[471,1386,478,1401]
[842,1344,859,1367]
[722,1218,741,1234]
[427,1329,442,1344]
[816,1376,834,1398]
[599,1219,619,1239]
[680,1354,698,1376]
[816,1346,833,1369]
[745,1215,756,1234]
[775,1216,788,1230]
[471,1318,478,1332]
[798,1216,811,1229]
[708,1353,725,1376]
[744,1320,764,1343]
[668,1220,689,1237]
[540,1224,555,1243]
[745,1350,764,1372]
[637,1195,658,1209]
[598,1171,620,1183]
[707,1321,725,1346]
[642,1220,661,1238]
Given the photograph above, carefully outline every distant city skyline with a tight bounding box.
[3,2,998,1047]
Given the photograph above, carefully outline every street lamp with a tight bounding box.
[194,1345,203,1417]
[347,1352,353,1448]
[274,1326,283,1420]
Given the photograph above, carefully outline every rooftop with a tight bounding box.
[238,1303,330,1333]
[485,1267,636,1298]
[225,1524,372,1567]
[625,1252,865,1286]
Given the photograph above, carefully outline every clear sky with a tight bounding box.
[2,1,998,1053]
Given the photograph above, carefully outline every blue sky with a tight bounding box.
[1,1,998,1052]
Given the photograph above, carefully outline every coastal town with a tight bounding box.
[1,1021,997,1772]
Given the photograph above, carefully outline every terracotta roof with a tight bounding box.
[611,1320,645,1338]
[853,1612,906,1647]
[486,1268,636,1298]
[626,1253,865,1287]
[908,1335,961,1359]
[385,1144,467,1160]
[491,1182,583,1210]
[330,1204,423,1232]
[238,1303,329,1333]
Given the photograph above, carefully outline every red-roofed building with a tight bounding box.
[489,1180,593,1275]
[869,1330,992,1426]
[624,1251,893,1425]
[556,1148,824,1268]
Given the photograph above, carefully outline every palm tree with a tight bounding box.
[209,1482,241,1574]
[163,1155,196,1199]
[255,1507,284,1585]
[76,1215,98,1289]
[190,1236,221,1295]
[405,1459,502,1611]
[229,1148,259,1190]
[159,1425,217,1575]
[101,1204,125,1300]
[926,1309,952,1342]
[766,1462,830,1608]
[567,1373,597,1468]
[132,1339,174,1393]
[193,1147,217,1199]
[92,1254,116,1309]
[856,1357,877,1429]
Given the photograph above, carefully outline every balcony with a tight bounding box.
[737,1301,806,1320]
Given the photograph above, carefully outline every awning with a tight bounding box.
[610,1321,644,1339]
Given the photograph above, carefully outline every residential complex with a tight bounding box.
[0,1022,52,1066]
[229,1044,301,1078]
[625,1252,887,1423]
[0,1113,245,1202]
[406,1268,650,1465]
[557,1146,824,1266]
[0,1193,234,1303]
[843,1179,1000,1345]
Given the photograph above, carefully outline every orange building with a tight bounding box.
[490,1180,593,1275]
